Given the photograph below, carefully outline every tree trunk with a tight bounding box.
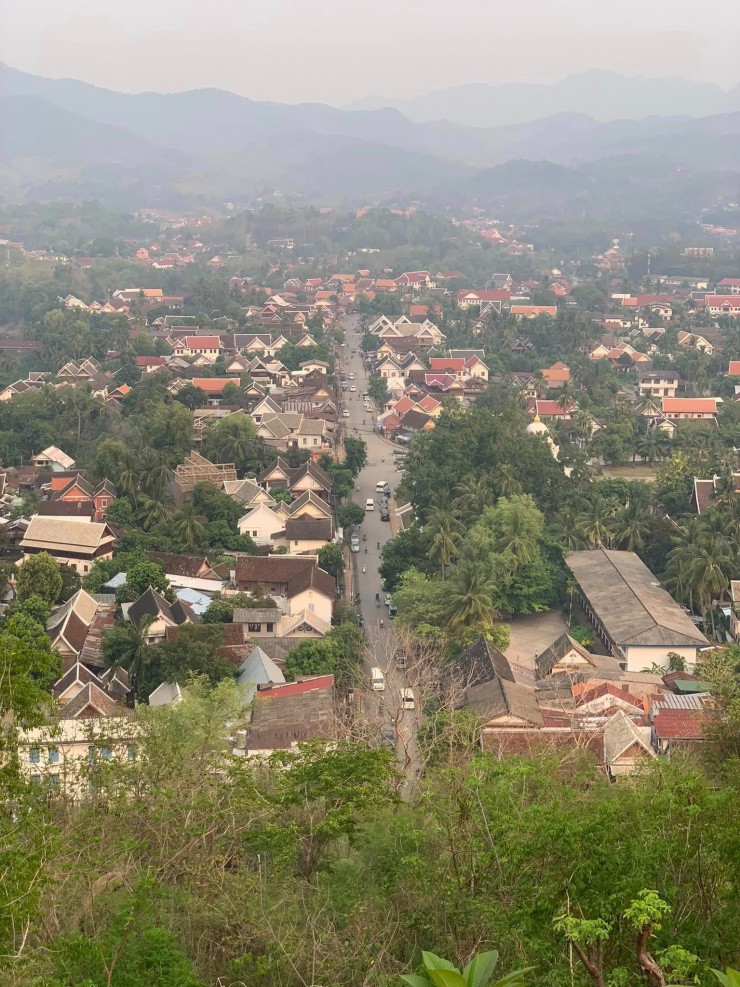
[636,924,665,987]
[571,942,606,987]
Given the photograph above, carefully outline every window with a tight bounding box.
[29,747,40,764]
[247,622,261,633]
[126,745,137,761]
[48,747,59,765]
[87,746,96,764]
[101,747,112,761]
[48,774,60,788]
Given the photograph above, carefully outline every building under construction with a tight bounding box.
[172,451,237,504]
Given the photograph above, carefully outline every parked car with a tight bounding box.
[371,667,385,692]
[389,604,398,618]
[375,480,388,492]
[395,649,406,669]
[384,594,392,607]
[400,687,415,710]
[380,510,390,521]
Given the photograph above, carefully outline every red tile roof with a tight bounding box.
[662,398,719,414]
[191,377,240,393]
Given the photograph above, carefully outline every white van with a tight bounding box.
[400,687,415,710]
[365,498,374,511]
[375,480,387,492]
[370,667,385,692]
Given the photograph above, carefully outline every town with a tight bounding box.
[0,30,739,987]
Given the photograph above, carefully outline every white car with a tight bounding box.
[365,498,374,511]
[384,594,392,607]
[400,688,415,710]
[349,373,355,379]
[343,409,350,418]
[375,480,388,492]
[350,385,357,392]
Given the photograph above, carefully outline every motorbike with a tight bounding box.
[380,619,384,628]
[362,533,366,542]
[362,564,366,574]
[377,541,380,550]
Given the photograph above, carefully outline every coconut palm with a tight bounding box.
[136,495,172,531]
[684,534,733,638]
[141,454,173,501]
[444,560,498,630]
[175,506,208,551]
[496,464,522,497]
[611,500,651,552]
[454,477,493,524]
[576,494,615,548]
[110,616,152,702]
[426,505,464,577]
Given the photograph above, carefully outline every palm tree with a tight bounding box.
[110,616,152,702]
[115,448,141,502]
[175,506,208,551]
[496,464,522,497]
[684,534,733,638]
[611,501,651,552]
[426,505,463,577]
[141,454,173,501]
[576,495,615,548]
[444,560,498,629]
[454,477,493,524]
[136,495,172,531]
[495,508,538,565]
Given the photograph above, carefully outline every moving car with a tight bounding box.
[400,687,415,710]
[375,480,388,492]
[370,667,385,692]
[349,373,355,379]
[350,385,357,392]
[365,498,374,511]
[343,409,350,418]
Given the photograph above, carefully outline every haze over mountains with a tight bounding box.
[347,69,740,127]
[0,62,738,217]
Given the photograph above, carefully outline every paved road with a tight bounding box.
[338,316,420,778]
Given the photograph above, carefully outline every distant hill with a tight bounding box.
[0,62,737,213]
[346,69,740,128]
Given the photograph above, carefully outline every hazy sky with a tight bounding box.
[1,0,739,102]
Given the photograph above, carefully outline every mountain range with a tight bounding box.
[347,69,740,128]
[0,62,738,216]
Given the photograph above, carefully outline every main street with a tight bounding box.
[337,315,420,778]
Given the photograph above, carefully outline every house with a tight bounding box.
[565,548,709,671]
[146,552,222,591]
[534,633,597,679]
[638,372,680,399]
[661,397,721,423]
[651,708,711,755]
[540,362,571,389]
[276,517,333,554]
[32,446,76,472]
[126,586,198,644]
[727,360,740,377]
[677,330,714,355]
[601,709,656,778]
[717,278,740,293]
[189,378,241,405]
[231,556,336,625]
[51,475,116,521]
[704,294,740,318]
[237,502,286,546]
[236,645,285,703]
[235,675,336,756]
[47,589,101,660]
[511,305,557,319]
[729,581,740,641]
[692,473,740,514]
[528,398,576,420]
[172,335,223,361]
[20,516,116,574]
[455,289,510,311]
